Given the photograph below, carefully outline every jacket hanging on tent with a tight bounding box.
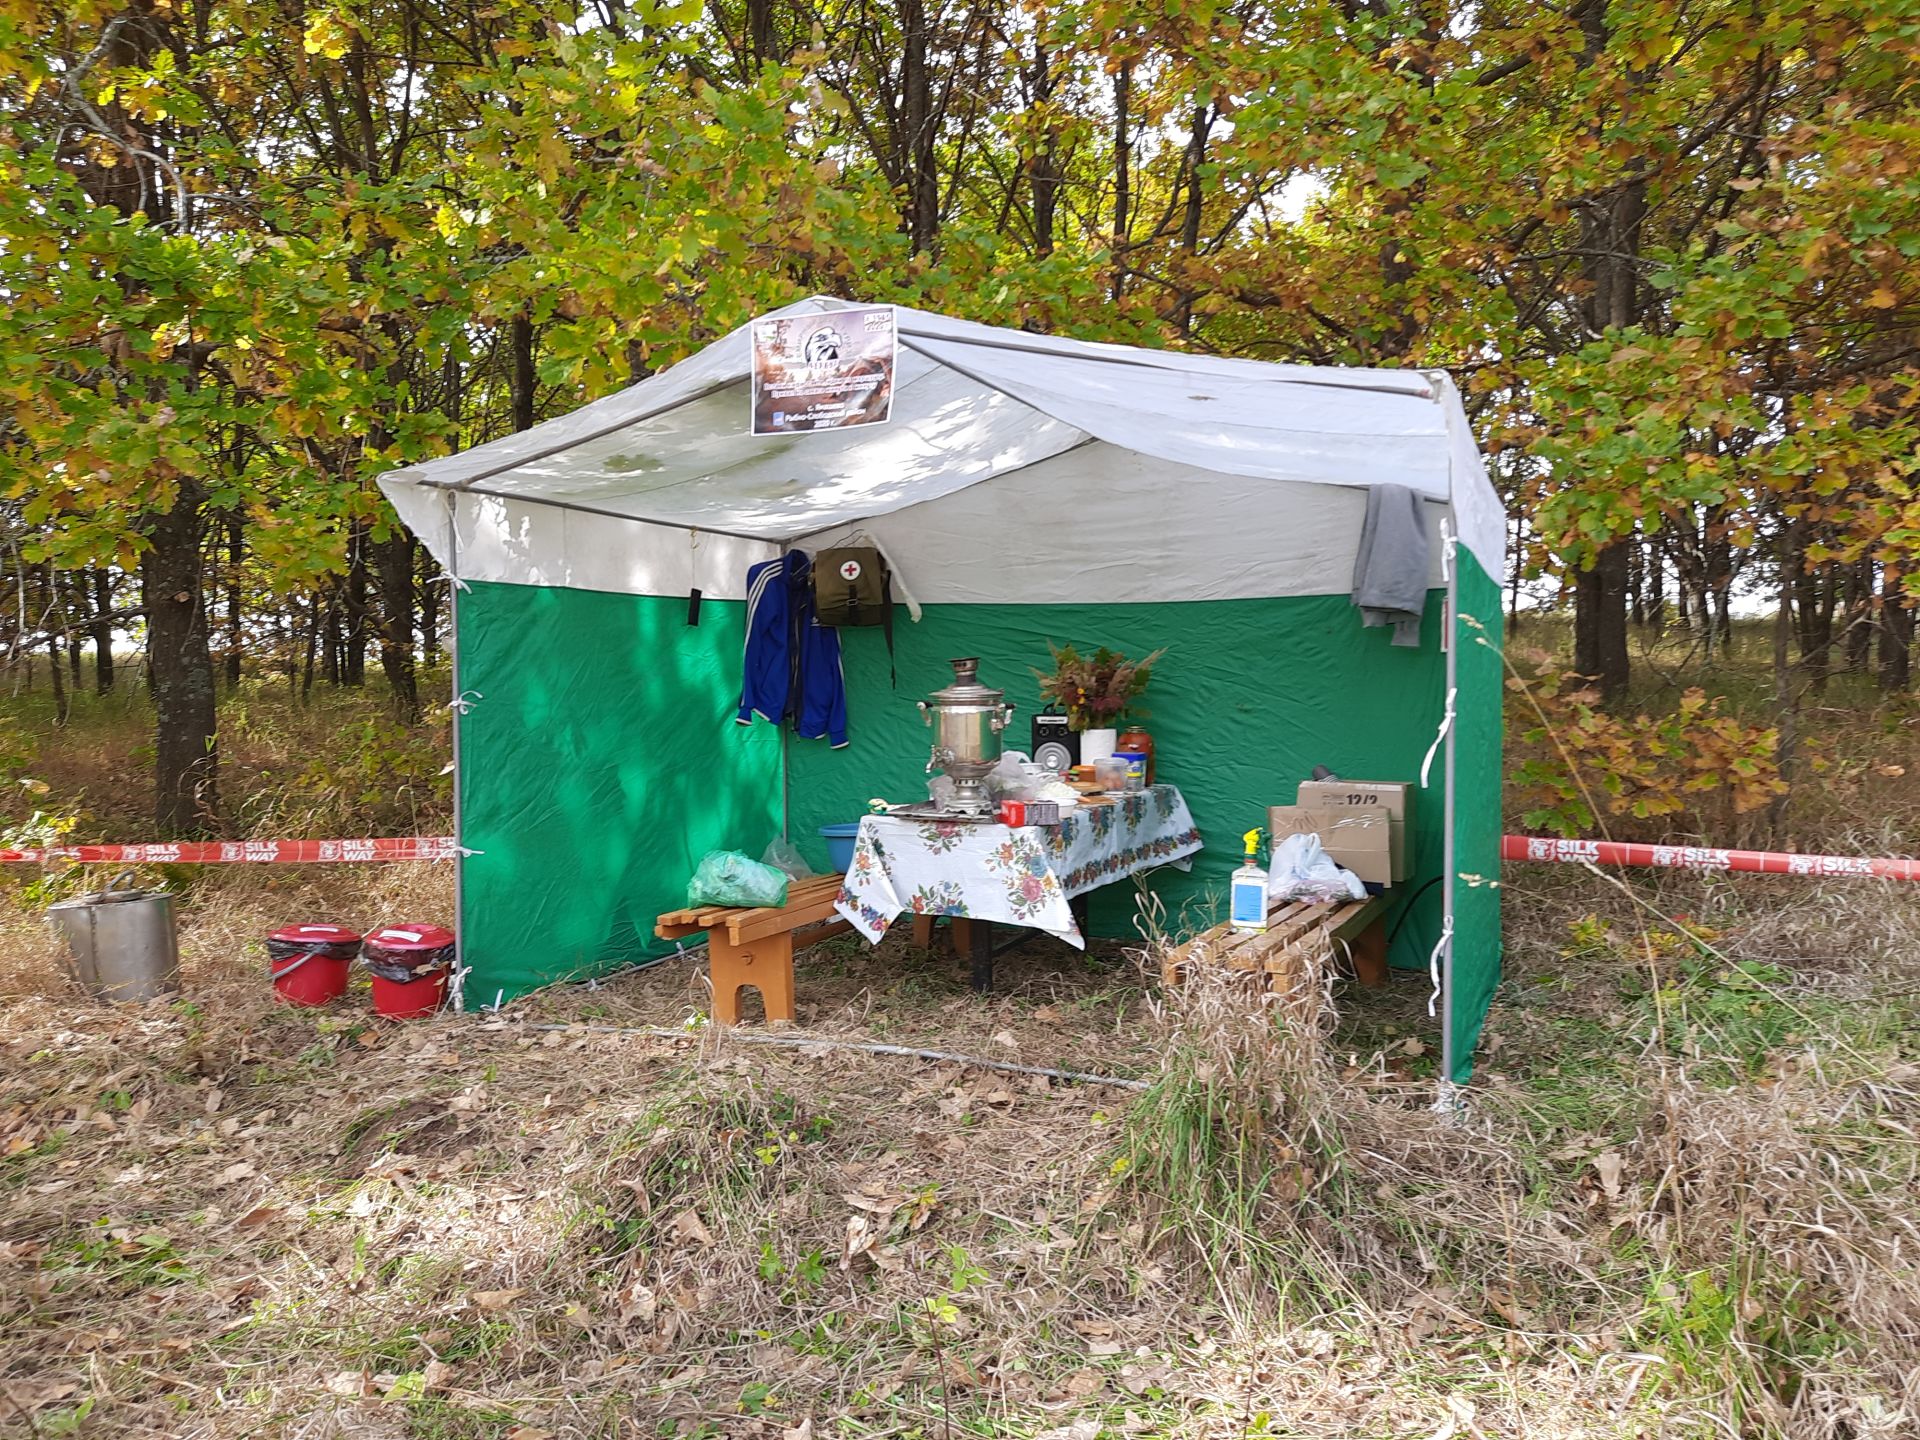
[737,551,848,748]
[1352,484,1430,647]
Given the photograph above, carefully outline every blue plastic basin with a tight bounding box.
[819,823,862,874]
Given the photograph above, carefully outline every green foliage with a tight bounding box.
[5,0,1920,831]
[54,1219,200,1291]
[1506,657,1789,838]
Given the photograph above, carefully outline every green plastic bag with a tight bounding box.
[686,850,790,908]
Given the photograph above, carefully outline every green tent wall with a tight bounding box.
[450,573,1502,1081]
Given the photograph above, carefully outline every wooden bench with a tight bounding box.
[1161,892,1394,999]
[654,873,851,1024]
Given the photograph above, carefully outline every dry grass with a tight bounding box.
[2,857,1916,1440]
[4,655,1919,1438]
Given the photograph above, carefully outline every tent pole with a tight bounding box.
[419,376,745,494]
[429,486,773,546]
[894,322,1437,400]
[1440,521,1460,1094]
[447,491,467,1010]
[896,335,1073,415]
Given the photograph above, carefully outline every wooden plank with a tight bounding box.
[1327,894,1391,940]
[728,894,845,945]
[1265,903,1334,950]
[788,874,846,901]
[654,873,847,939]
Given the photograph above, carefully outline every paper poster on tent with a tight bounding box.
[749,305,896,434]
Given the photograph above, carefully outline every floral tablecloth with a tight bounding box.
[834,784,1202,948]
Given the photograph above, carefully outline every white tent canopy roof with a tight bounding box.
[381,296,1505,599]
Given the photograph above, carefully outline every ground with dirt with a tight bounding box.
[4,857,1918,1440]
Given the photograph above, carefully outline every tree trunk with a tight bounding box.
[283,603,296,700]
[1176,106,1210,336]
[1844,558,1873,672]
[1110,63,1130,303]
[1026,42,1059,258]
[1706,526,1734,655]
[225,511,244,687]
[746,0,775,65]
[1573,542,1631,701]
[1646,542,1666,635]
[1769,565,1796,833]
[418,546,441,664]
[303,589,322,700]
[1881,569,1913,691]
[48,633,69,727]
[511,312,536,434]
[375,531,419,720]
[343,521,368,686]
[91,567,115,692]
[1627,536,1644,627]
[142,484,218,835]
[1792,557,1832,696]
[898,0,939,253]
[322,584,342,686]
[65,573,83,686]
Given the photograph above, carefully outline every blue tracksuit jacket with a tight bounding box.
[737,551,847,748]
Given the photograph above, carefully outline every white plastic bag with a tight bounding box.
[987,751,1042,802]
[761,838,815,881]
[1267,832,1366,903]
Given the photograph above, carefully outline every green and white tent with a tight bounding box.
[380,297,1505,1083]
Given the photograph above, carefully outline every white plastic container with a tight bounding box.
[1081,728,1118,764]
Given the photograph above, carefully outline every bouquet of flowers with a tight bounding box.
[1035,643,1165,732]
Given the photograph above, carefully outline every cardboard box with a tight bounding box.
[1268,805,1392,887]
[1294,780,1415,881]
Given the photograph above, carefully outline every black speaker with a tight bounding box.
[1031,711,1078,772]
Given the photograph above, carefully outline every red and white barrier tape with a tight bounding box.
[0,837,460,865]
[7,831,1911,883]
[1502,834,1920,882]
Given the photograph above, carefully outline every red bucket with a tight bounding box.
[267,925,362,1007]
[363,925,455,1020]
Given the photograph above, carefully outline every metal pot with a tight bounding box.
[48,873,181,1003]
[918,657,1015,814]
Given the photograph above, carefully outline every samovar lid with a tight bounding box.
[927,657,1003,705]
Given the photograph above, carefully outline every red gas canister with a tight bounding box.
[267,924,362,1007]
[361,925,456,1019]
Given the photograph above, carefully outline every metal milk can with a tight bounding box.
[48,874,181,1003]
[918,657,1015,814]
